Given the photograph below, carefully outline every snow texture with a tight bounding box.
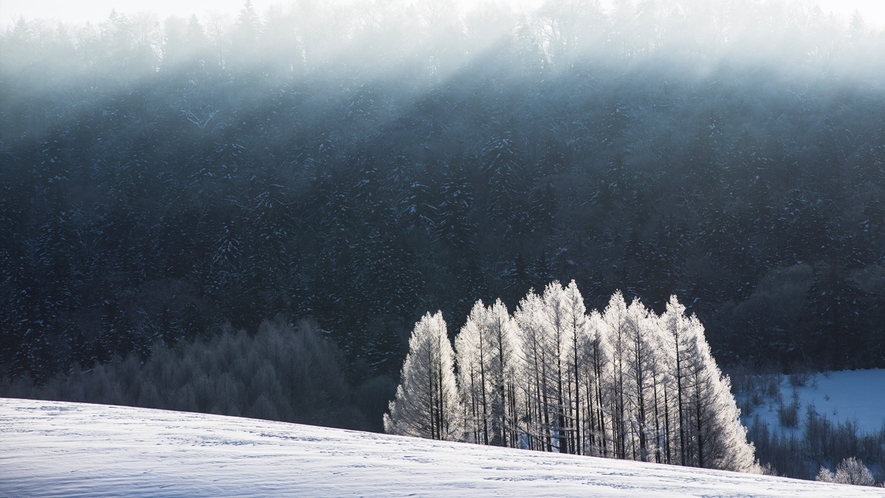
[3,399,883,497]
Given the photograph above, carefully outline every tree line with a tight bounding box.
[385,281,757,473]
[0,318,393,431]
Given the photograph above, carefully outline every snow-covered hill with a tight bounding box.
[1,398,882,497]
[748,368,885,434]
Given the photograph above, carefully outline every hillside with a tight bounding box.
[4,1,885,384]
[746,369,885,435]
[2,398,882,497]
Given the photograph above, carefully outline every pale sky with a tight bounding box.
[1,0,884,29]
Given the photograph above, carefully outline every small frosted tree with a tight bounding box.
[817,457,877,486]
[384,311,462,441]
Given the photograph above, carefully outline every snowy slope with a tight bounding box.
[749,369,885,434]
[1,398,882,497]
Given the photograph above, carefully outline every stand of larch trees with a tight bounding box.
[385,281,758,473]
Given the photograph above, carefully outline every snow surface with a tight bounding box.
[749,369,885,435]
[2,398,883,497]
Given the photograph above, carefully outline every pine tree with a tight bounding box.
[384,312,462,441]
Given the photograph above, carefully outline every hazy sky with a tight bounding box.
[1,0,884,29]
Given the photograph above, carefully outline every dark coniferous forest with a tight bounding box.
[2,0,885,436]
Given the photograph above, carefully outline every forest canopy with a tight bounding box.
[2,0,885,383]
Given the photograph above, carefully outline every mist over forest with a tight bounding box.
[2,0,885,430]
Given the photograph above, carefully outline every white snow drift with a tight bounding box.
[2,398,882,497]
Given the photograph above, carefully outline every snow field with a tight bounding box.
[3,398,884,497]
[747,369,885,435]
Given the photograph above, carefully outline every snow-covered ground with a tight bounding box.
[2,398,883,497]
[748,369,885,435]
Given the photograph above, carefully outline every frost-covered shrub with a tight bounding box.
[816,457,876,486]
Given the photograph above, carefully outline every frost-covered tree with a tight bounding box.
[513,289,554,451]
[560,280,589,455]
[659,295,692,466]
[623,297,656,462]
[669,298,757,472]
[539,281,572,453]
[488,298,521,448]
[385,312,462,441]
[512,282,597,454]
[643,307,676,465]
[602,291,630,459]
[816,457,877,486]
[456,301,492,445]
[394,284,756,472]
[581,309,611,457]
[455,299,519,447]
